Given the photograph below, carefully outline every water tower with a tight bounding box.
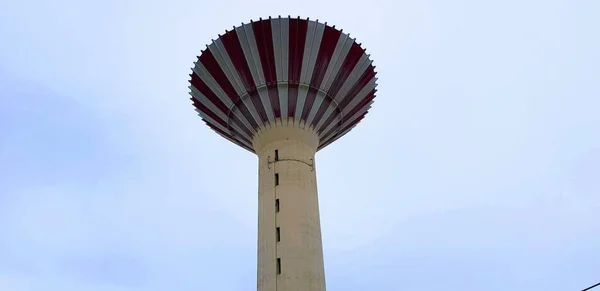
[188,16,377,291]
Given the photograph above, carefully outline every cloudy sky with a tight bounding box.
[1,0,599,290]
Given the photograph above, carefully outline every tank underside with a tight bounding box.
[189,17,377,153]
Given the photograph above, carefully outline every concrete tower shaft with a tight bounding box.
[254,119,325,291]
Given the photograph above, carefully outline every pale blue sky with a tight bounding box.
[1,0,599,290]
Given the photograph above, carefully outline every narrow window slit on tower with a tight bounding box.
[275,199,280,212]
[277,258,281,274]
[275,149,279,161]
[275,173,279,186]
[276,227,280,242]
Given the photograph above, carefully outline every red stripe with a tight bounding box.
[202,118,253,147]
[253,20,281,118]
[287,18,308,119]
[301,25,341,121]
[288,18,308,83]
[310,43,364,128]
[318,115,365,150]
[190,96,254,139]
[220,31,256,90]
[267,85,280,118]
[230,113,254,138]
[198,53,237,102]
[327,43,365,98]
[197,53,259,130]
[190,72,254,137]
[309,94,332,128]
[236,100,260,130]
[204,119,254,152]
[252,20,277,84]
[194,99,255,146]
[317,109,340,135]
[309,26,341,88]
[247,89,269,123]
[300,88,319,121]
[190,72,229,113]
[287,84,299,118]
[192,98,227,128]
[317,107,340,135]
[321,90,374,141]
[192,19,379,152]
[317,65,375,134]
[342,89,376,123]
[221,30,269,124]
[337,65,376,109]
[320,114,366,147]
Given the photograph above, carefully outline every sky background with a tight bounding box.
[1,0,599,290]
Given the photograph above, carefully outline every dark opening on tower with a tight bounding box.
[277,258,281,274]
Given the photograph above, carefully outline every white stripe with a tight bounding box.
[321,80,374,133]
[274,18,289,119]
[294,85,309,123]
[278,84,288,118]
[195,109,253,149]
[305,90,327,126]
[319,77,375,136]
[236,24,265,86]
[343,102,373,130]
[321,33,352,91]
[299,21,316,83]
[321,101,372,142]
[211,39,263,128]
[316,54,371,131]
[314,103,337,131]
[294,20,324,123]
[226,25,275,125]
[320,125,358,149]
[209,40,246,96]
[239,23,276,122]
[342,77,376,116]
[278,18,289,81]
[302,32,351,127]
[257,87,275,121]
[203,120,254,153]
[189,86,253,141]
[196,108,253,148]
[193,62,230,103]
[271,18,283,81]
[333,56,372,101]
[318,115,339,140]
[240,93,263,128]
[319,122,360,150]
[189,85,253,139]
[300,21,325,84]
[192,62,256,134]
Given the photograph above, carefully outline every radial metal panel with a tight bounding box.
[188,17,378,153]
